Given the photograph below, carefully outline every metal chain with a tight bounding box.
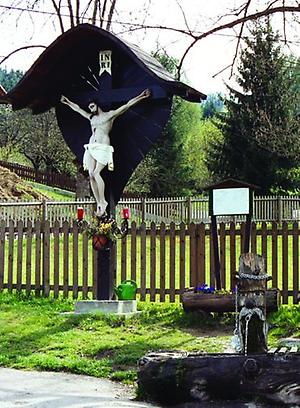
[244,314,252,356]
[234,285,239,335]
[239,272,269,280]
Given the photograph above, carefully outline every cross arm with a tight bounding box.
[71,85,169,108]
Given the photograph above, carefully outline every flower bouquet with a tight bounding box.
[87,215,118,250]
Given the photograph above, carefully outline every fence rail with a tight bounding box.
[120,195,300,223]
[1,195,300,226]
[0,160,76,192]
[0,219,298,304]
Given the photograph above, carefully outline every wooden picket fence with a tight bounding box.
[0,219,298,304]
[1,195,300,227]
[0,160,76,191]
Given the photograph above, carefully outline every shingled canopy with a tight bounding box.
[0,24,206,202]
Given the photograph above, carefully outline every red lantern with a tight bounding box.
[122,207,130,219]
[77,207,84,221]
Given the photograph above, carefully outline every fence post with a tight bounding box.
[141,197,146,222]
[186,196,192,224]
[41,199,47,223]
[277,196,282,223]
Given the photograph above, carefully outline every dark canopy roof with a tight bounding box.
[0,24,205,112]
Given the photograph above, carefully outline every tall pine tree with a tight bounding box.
[206,21,300,193]
[0,68,23,91]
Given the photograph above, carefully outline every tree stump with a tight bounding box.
[237,253,269,354]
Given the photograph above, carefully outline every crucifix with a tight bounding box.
[60,49,168,300]
[1,24,205,303]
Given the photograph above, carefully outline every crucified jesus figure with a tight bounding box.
[61,89,151,215]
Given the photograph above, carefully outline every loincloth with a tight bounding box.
[83,143,114,171]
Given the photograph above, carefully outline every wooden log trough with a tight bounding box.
[138,350,300,406]
[182,288,280,314]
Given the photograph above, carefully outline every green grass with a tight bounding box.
[268,305,300,343]
[26,181,75,201]
[0,292,232,382]
[0,292,298,384]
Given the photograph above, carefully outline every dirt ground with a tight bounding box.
[0,166,45,200]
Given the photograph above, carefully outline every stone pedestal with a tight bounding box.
[75,300,137,316]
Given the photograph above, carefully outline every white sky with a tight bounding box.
[0,0,299,95]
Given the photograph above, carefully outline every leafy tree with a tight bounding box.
[0,68,76,175]
[17,109,76,175]
[0,107,24,160]
[0,106,76,175]
[184,118,223,191]
[205,21,300,193]
[0,68,25,160]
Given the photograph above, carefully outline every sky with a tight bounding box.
[0,0,299,95]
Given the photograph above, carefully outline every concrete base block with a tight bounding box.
[75,300,137,316]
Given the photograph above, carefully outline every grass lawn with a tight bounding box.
[26,181,75,201]
[0,292,298,384]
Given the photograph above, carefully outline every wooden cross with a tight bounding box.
[79,52,168,300]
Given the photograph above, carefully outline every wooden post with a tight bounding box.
[141,197,146,223]
[96,191,115,300]
[211,215,221,290]
[243,214,251,253]
[277,196,282,223]
[186,196,191,224]
[41,199,47,223]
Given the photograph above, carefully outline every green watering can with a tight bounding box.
[115,280,137,300]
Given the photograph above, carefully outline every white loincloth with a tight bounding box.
[83,143,114,171]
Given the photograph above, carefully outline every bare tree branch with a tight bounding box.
[175,0,193,36]
[91,0,99,25]
[1,0,300,84]
[100,0,108,27]
[106,0,117,32]
[80,0,93,23]
[176,5,300,78]
[75,0,80,25]
[212,64,232,79]
[66,0,75,28]
[230,0,252,77]
[283,0,287,43]
[50,0,64,33]
[0,45,47,66]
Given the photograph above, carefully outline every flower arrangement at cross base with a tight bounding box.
[86,213,129,251]
[76,207,130,251]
